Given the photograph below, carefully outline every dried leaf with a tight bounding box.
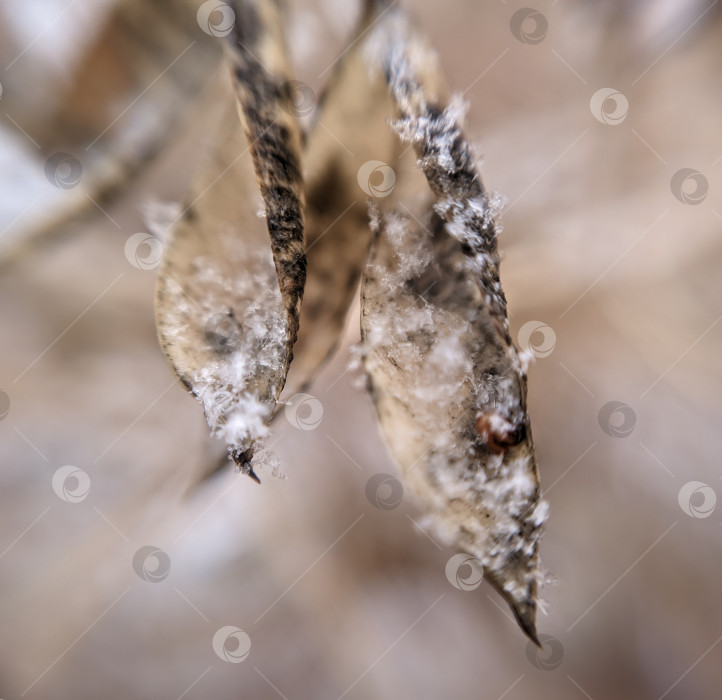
[157,0,547,640]
[360,11,547,642]
[224,0,306,356]
[155,0,305,481]
[163,1,401,483]
[283,0,400,395]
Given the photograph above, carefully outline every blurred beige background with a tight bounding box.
[1,1,721,699]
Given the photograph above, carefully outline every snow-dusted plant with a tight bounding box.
[154,0,547,642]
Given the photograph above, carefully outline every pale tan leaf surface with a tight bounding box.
[156,0,305,481]
[360,10,545,642]
[283,0,400,396]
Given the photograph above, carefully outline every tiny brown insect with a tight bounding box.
[475,412,526,454]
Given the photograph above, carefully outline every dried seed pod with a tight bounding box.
[224,0,306,357]
[361,9,547,643]
[283,0,400,395]
[155,0,305,481]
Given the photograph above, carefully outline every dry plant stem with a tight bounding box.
[0,0,221,268]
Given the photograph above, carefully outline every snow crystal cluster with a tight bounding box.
[161,234,288,466]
